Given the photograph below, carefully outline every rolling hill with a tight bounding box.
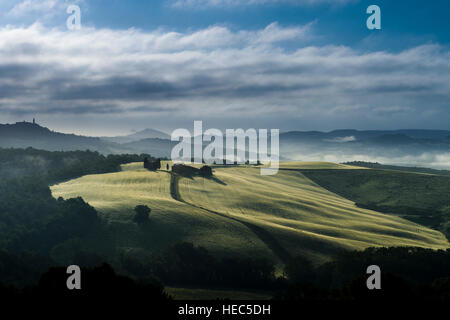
[51,162,278,262]
[50,162,449,266]
[101,128,170,143]
[299,167,450,238]
[0,121,173,157]
[0,121,120,153]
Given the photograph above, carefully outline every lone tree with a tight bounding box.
[133,205,151,225]
[200,165,213,177]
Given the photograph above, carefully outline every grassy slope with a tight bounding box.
[51,162,278,261]
[51,162,449,266]
[343,161,450,176]
[278,161,368,170]
[300,168,450,232]
[179,164,449,264]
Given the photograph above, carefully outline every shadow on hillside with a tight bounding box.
[207,175,227,186]
[170,164,227,186]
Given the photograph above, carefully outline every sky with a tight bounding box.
[0,0,449,136]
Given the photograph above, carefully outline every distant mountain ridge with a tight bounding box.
[2,122,450,168]
[0,121,117,153]
[0,121,173,157]
[102,128,170,143]
[279,129,450,170]
[280,129,450,142]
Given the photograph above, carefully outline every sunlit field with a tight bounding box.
[51,162,449,266]
[51,162,277,260]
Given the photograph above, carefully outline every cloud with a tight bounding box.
[324,136,356,143]
[0,22,449,132]
[288,152,450,170]
[8,0,59,16]
[5,0,85,25]
[172,0,356,9]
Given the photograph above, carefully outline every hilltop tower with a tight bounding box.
[33,118,35,124]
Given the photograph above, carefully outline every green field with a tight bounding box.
[51,162,277,261]
[300,168,450,239]
[51,161,449,266]
[277,161,368,170]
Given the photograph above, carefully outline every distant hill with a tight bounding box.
[3,122,450,168]
[279,129,450,169]
[343,161,450,176]
[280,129,450,142]
[0,121,120,153]
[101,128,170,143]
[121,138,176,158]
[0,122,172,157]
[366,133,417,145]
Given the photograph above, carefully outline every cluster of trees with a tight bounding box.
[69,244,450,300]
[1,147,449,301]
[0,242,281,296]
[0,262,172,304]
[279,247,450,301]
[0,147,175,299]
[0,179,101,253]
[144,158,161,171]
[172,164,213,177]
[2,240,450,301]
[172,164,197,176]
[119,242,280,290]
[0,148,154,266]
[0,148,153,183]
[199,165,213,177]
